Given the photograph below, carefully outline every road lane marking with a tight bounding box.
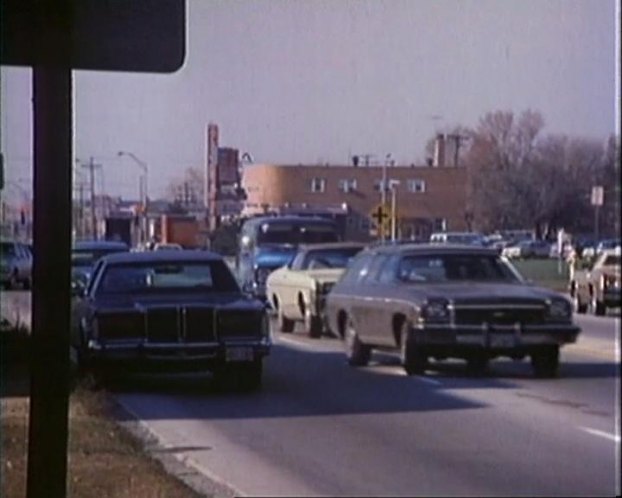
[416,376,442,386]
[579,426,621,443]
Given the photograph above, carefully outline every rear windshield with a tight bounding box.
[398,254,520,283]
[96,261,240,295]
[603,255,621,266]
[72,248,127,267]
[302,247,363,270]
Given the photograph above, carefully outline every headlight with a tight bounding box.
[421,299,450,322]
[547,299,572,319]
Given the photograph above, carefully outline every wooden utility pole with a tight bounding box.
[81,156,101,239]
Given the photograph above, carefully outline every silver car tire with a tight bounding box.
[345,319,371,367]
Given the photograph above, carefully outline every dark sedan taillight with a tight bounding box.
[95,312,144,341]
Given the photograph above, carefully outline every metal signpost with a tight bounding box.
[1,2,185,496]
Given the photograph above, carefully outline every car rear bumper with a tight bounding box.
[85,338,271,372]
[409,323,580,355]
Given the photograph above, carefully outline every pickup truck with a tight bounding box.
[569,247,621,315]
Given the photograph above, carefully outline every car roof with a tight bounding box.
[73,240,129,251]
[371,243,499,256]
[297,242,366,252]
[101,249,224,265]
[243,215,337,227]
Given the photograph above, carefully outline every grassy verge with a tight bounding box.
[511,258,570,293]
[1,327,205,498]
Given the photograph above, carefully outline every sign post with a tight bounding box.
[370,203,390,241]
[591,185,604,244]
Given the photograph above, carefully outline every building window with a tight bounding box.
[338,179,357,193]
[310,178,326,193]
[359,217,371,231]
[407,179,426,193]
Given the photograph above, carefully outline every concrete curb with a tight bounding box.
[110,395,242,498]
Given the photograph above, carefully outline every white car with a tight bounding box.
[266,242,365,337]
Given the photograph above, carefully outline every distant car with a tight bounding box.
[0,240,32,289]
[595,239,621,254]
[71,250,271,390]
[570,248,621,315]
[266,242,365,337]
[153,242,184,251]
[72,240,130,287]
[429,231,485,246]
[502,240,550,259]
[325,244,580,378]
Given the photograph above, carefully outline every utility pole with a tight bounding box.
[81,157,101,240]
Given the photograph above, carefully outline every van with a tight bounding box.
[237,216,340,301]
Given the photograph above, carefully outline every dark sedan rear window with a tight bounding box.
[96,261,240,294]
[398,254,520,283]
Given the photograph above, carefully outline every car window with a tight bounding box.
[289,252,306,270]
[603,255,620,266]
[362,254,389,283]
[339,252,374,285]
[398,254,520,283]
[95,261,239,295]
[302,247,363,270]
[377,254,401,284]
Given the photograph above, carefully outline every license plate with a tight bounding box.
[489,335,515,348]
[225,347,254,362]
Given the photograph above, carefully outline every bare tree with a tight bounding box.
[165,166,204,207]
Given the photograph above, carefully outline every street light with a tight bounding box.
[117,151,149,243]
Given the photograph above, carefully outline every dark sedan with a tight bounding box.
[71,250,271,390]
[325,244,580,378]
[72,240,130,286]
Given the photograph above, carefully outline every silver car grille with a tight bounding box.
[453,304,546,326]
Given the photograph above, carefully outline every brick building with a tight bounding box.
[241,162,470,241]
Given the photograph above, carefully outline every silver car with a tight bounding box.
[1,240,33,289]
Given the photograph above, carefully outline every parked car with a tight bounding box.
[569,247,621,315]
[71,250,271,390]
[502,239,551,259]
[266,242,365,337]
[325,244,580,378]
[0,240,32,289]
[72,240,130,287]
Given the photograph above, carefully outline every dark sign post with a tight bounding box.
[27,3,73,497]
[1,1,185,497]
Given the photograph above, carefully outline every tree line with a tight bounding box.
[434,109,619,240]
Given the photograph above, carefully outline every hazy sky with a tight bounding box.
[1,0,619,201]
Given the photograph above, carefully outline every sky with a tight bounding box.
[1,0,619,202]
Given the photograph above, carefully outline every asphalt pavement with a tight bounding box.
[2,290,619,496]
[114,314,620,497]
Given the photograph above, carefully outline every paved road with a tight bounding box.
[114,315,620,497]
[2,290,619,495]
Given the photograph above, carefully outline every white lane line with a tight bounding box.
[276,335,338,352]
[579,426,621,443]
[416,376,442,386]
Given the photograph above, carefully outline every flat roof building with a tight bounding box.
[242,163,470,241]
